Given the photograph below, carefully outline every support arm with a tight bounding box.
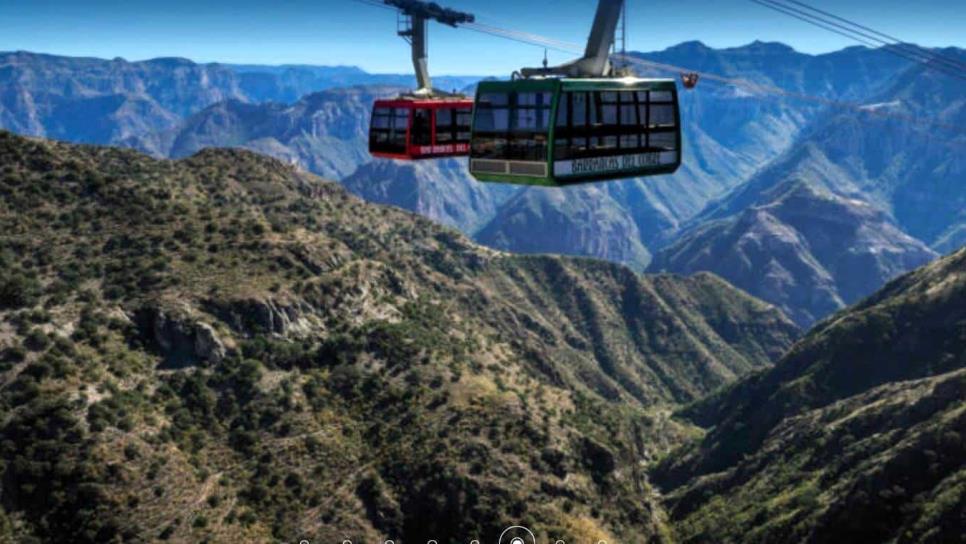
[410,16,432,93]
[519,0,623,79]
[384,0,474,96]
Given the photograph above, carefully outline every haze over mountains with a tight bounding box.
[1,42,964,327]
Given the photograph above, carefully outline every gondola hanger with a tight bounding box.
[367,0,476,161]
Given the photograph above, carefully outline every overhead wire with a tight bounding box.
[349,0,962,133]
[749,0,966,81]
[778,0,966,73]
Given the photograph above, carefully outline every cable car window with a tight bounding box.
[436,108,453,142]
[513,108,538,130]
[602,103,618,125]
[370,106,407,154]
[412,109,432,146]
[589,93,600,126]
[620,104,637,125]
[650,91,673,103]
[572,92,588,127]
[650,131,676,150]
[514,92,552,131]
[456,109,472,142]
[620,135,638,149]
[372,108,392,129]
[649,104,675,127]
[439,109,453,125]
[474,108,509,132]
[480,92,509,106]
[619,92,638,126]
[556,96,568,127]
[517,92,552,107]
[437,109,452,126]
[554,138,569,160]
[472,93,510,159]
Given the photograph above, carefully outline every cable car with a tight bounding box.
[369,97,474,160]
[468,0,683,186]
[368,0,475,161]
[681,72,700,89]
[469,78,681,186]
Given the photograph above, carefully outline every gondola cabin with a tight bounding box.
[469,78,682,186]
[369,97,474,160]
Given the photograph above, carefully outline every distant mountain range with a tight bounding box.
[649,48,966,325]
[0,50,480,148]
[1,43,963,326]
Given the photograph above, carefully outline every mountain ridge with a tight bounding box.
[0,130,797,541]
[650,246,966,542]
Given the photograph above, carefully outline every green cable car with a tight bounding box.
[468,0,684,186]
[469,77,681,186]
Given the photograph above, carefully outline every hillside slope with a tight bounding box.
[0,132,797,542]
[654,247,966,543]
[649,49,966,326]
[649,178,937,326]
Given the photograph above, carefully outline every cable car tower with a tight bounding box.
[469,0,684,186]
[516,0,626,79]
[368,0,477,160]
[385,0,474,96]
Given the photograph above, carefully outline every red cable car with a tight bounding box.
[681,72,700,89]
[369,96,474,160]
[369,0,476,161]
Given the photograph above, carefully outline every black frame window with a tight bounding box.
[553,89,678,160]
[472,91,551,161]
[370,106,410,154]
[434,106,473,145]
[412,108,432,146]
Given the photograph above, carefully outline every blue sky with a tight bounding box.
[0,0,962,75]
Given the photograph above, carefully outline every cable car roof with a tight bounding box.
[476,77,678,90]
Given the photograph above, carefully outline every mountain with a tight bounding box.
[2,45,961,324]
[0,51,480,151]
[224,63,484,104]
[0,131,798,542]
[341,159,518,233]
[653,247,966,543]
[337,42,927,272]
[472,42,920,269]
[476,185,654,271]
[0,52,251,143]
[650,51,965,325]
[126,86,398,179]
[649,176,937,326]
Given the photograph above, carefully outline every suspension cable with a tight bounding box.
[749,0,966,81]
[350,0,963,133]
[778,0,966,72]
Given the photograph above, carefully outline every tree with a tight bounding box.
[0,270,41,310]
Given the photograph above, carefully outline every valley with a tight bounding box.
[4,43,960,326]
[1,36,964,543]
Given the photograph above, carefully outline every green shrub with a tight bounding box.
[0,270,41,310]
[24,329,51,351]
